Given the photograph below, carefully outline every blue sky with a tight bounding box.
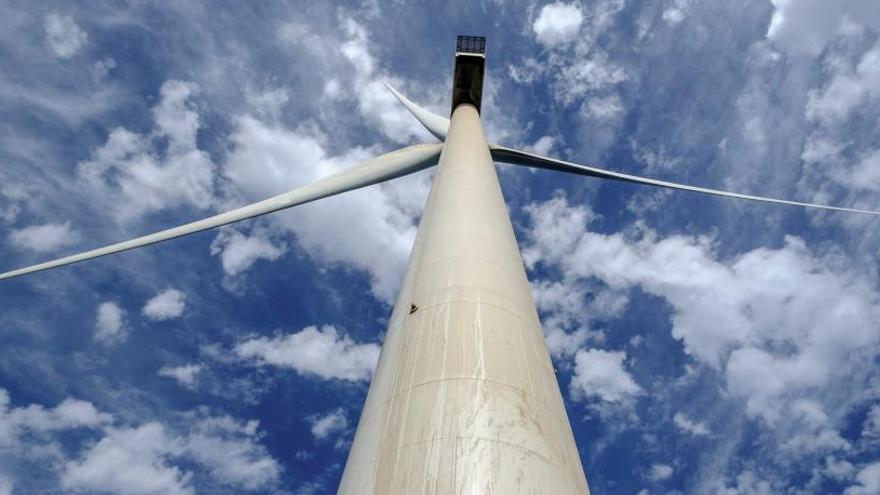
[1,0,880,494]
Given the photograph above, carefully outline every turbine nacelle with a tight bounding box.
[452,35,486,114]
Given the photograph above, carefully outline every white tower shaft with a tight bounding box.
[339,104,589,494]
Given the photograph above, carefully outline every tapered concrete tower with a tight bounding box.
[339,36,590,494]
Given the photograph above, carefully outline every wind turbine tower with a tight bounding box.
[337,36,591,493]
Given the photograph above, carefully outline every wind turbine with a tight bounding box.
[2,35,878,494]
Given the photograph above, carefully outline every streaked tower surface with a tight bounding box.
[338,36,591,495]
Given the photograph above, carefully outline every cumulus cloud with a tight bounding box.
[766,0,879,57]
[527,135,558,156]
[662,0,691,25]
[570,349,641,403]
[531,279,622,357]
[235,325,379,381]
[805,41,880,126]
[210,229,285,277]
[845,462,880,495]
[524,192,880,471]
[61,423,192,495]
[8,222,79,252]
[44,13,87,58]
[158,364,202,389]
[182,414,280,490]
[78,81,215,222]
[650,463,674,481]
[94,302,126,345]
[673,412,710,436]
[581,94,625,122]
[862,404,880,438]
[307,407,348,444]
[0,390,113,491]
[143,289,186,321]
[717,470,774,494]
[0,186,27,224]
[557,52,627,105]
[0,388,112,447]
[90,57,117,81]
[0,391,282,495]
[525,194,880,421]
[512,3,628,151]
[533,2,584,48]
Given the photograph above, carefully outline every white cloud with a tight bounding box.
[158,364,202,389]
[570,349,641,403]
[95,302,126,345]
[90,57,117,81]
[524,193,880,459]
[513,3,628,152]
[44,13,87,58]
[825,457,856,480]
[524,194,880,371]
[61,423,192,495]
[650,463,674,481]
[143,289,186,321]
[210,229,285,277]
[531,279,618,357]
[8,222,79,253]
[766,0,880,57]
[0,185,27,224]
[78,81,216,222]
[54,408,279,494]
[662,0,691,25]
[183,415,280,490]
[805,41,880,126]
[557,52,627,106]
[527,135,557,156]
[533,2,584,48]
[673,412,710,436]
[0,388,112,448]
[235,325,379,381]
[845,462,880,495]
[307,407,348,442]
[717,470,774,495]
[508,57,545,84]
[581,94,625,122]
[862,404,880,438]
[0,390,113,491]
[523,194,597,268]
[244,87,289,121]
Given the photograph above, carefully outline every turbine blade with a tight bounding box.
[490,144,880,216]
[382,81,450,141]
[0,144,443,281]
